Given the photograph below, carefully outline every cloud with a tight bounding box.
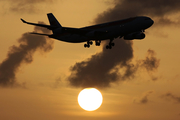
[139,49,160,81]
[161,92,180,103]
[140,49,159,71]
[94,0,180,25]
[0,0,56,13]
[0,22,54,87]
[68,42,159,89]
[134,91,154,104]
[68,40,133,89]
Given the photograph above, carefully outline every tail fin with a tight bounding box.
[47,13,61,27]
[47,13,62,34]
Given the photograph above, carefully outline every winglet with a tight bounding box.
[21,18,27,23]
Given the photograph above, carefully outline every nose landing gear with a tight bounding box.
[106,38,115,49]
[95,40,101,46]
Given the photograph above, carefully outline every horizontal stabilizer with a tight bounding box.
[30,32,51,36]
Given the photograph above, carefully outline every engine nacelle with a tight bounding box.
[124,32,145,40]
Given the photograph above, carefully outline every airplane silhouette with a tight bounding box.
[21,13,154,49]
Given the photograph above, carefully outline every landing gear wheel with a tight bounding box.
[84,44,87,48]
[106,45,109,49]
[96,42,100,46]
[106,38,115,49]
[84,44,90,48]
[84,41,93,48]
[89,41,93,45]
[106,45,112,49]
[111,43,115,46]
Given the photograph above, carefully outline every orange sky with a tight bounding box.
[0,0,180,120]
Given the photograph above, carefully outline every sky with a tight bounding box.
[0,0,180,120]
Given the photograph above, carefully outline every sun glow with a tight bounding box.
[78,88,103,111]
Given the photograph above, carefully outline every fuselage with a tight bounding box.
[51,16,154,43]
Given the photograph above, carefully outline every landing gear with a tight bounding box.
[84,41,93,48]
[106,45,112,49]
[106,38,115,49]
[95,40,101,46]
[84,44,90,48]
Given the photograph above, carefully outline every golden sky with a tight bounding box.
[0,0,180,120]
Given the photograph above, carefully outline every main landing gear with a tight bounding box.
[84,38,117,49]
[106,38,115,49]
[84,40,101,48]
[84,41,93,48]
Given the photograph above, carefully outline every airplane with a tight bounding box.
[21,13,154,49]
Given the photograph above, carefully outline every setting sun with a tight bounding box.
[77,88,103,111]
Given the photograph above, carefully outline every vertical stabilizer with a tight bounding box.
[47,13,61,27]
[47,13,62,34]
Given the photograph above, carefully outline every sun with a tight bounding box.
[77,88,103,111]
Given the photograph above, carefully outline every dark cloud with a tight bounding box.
[94,0,180,25]
[134,91,154,104]
[0,22,54,87]
[68,41,159,89]
[162,92,180,103]
[139,91,154,104]
[140,49,160,71]
[139,49,160,81]
[68,40,133,89]
[0,0,56,13]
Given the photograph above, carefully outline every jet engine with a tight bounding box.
[124,32,145,40]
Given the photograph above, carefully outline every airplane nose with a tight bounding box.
[150,19,154,26]
[143,17,154,28]
[147,18,154,28]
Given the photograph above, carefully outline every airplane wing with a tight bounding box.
[21,19,57,30]
[21,19,107,36]
[21,18,90,34]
